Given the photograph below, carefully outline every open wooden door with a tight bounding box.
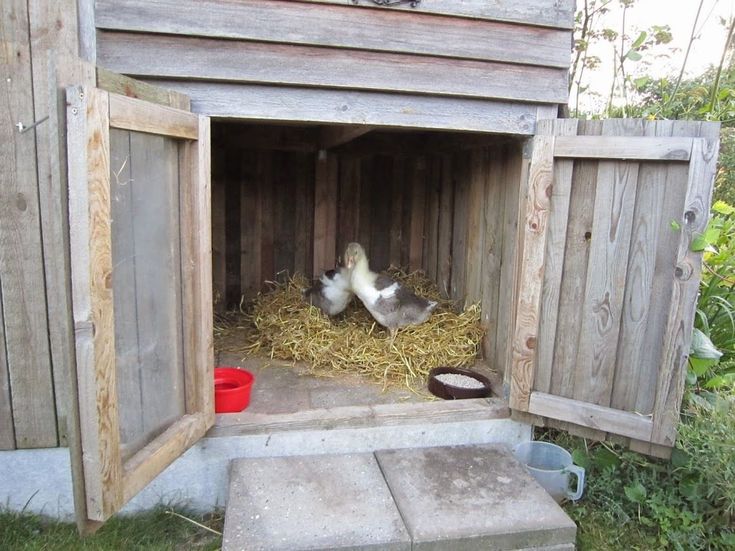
[510,119,720,454]
[65,82,213,524]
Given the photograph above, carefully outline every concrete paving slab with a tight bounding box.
[223,453,410,551]
[375,444,577,550]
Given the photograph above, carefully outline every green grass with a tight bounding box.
[0,507,223,551]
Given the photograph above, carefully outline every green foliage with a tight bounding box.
[690,201,735,390]
[547,395,735,549]
[715,128,735,205]
[0,506,223,550]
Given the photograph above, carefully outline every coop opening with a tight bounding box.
[211,121,526,413]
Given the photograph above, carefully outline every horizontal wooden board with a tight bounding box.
[109,93,199,139]
[210,397,510,438]
[295,0,575,29]
[152,81,541,135]
[95,0,570,68]
[554,136,693,161]
[97,31,569,104]
[529,391,653,442]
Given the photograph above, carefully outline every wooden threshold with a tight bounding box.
[207,397,510,439]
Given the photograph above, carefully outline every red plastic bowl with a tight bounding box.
[214,367,254,413]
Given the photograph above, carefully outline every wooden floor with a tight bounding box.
[210,353,507,439]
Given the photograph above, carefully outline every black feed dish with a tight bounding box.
[428,367,492,400]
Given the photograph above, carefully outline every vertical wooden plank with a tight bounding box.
[210,145,227,311]
[509,134,555,411]
[369,155,393,271]
[0,295,14,449]
[274,151,294,278]
[129,131,186,443]
[409,156,427,272]
[535,119,579,393]
[423,155,441,280]
[293,153,309,276]
[611,121,671,411]
[108,128,144,454]
[651,131,719,446]
[336,154,360,261]
[494,143,524,381]
[224,148,241,305]
[451,151,470,303]
[358,157,372,255]
[259,151,274,288]
[573,121,641,408]
[239,150,261,300]
[0,0,57,448]
[29,0,82,446]
[480,147,506,365]
[400,159,413,268]
[313,150,338,275]
[389,157,405,268]
[67,86,123,520]
[464,148,486,304]
[550,140,599,398]
[437,154,454,297]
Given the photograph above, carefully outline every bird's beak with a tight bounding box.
[346,255,354,269]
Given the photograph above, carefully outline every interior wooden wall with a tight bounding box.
[211,125,524,376]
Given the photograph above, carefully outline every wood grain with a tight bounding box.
[464,148,486,305]
[554,136,693,161]
[97,67,190,110]
[96,0,571,68]
[156,81,540,135]
[97,31,569,104]
[508,135,555,410]
[0,297,14,449]
[289,0,575,29]
[408,157,427,272]
[109,93,199,139]
[529,392,653,442]
[313,151,339,275]
[535,119,578,393]
[0,0,57,448]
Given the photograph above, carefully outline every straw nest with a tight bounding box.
[214,269,485,390]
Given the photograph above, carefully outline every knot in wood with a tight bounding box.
[15,193,27,212]
[684,210,696,225]
[674,263,692,281]
[526,336,536,350]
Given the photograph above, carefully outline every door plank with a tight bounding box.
[67,86,123,520]
[572,159,640,407]
[554,136,693,161]
[509,135,555,410]
[535,119,578,393]
[109,93,198,139]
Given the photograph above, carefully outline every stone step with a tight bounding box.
[222,444,577,551]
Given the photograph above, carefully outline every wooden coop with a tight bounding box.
[0,0,720,530]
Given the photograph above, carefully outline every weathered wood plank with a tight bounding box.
[294,0,575,29]
[554,136,693,161]
[97,67,190,110]
[535,119,578,393]
[129,131,186,446]
[337,156,361,261]
[423,156,441,280]
[156,81,541,135]
[572,158,640,408]
[358,159,373,255]
[450,151,470,302]
[0,297,14,449]
[211,397,511,438]
[495,144,525,380]
[96,0,571,68]
[239,151,261,300]
[437,155,454,297]
[30,1,83,447]
[369,156,393,272]
[109,93,199,139]
[508,134,555,411]
[651,133,719,446]
[480,148,507,366]
[313,151,339,275]
[1,0,57,448]
[320,125,374,150]
[108,128,144,457]
[97,32,569,104]
[408,157,427,272]
[389,157,405,268]
[529,392,653,442]
[464,148,486,305]
[273,152,296,278]
[66,86,123,520]
[259,152,275,289]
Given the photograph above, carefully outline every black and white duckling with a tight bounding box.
[343,242,438,343]
[303,267,354,316]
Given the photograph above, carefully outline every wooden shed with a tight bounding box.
[0,0,720,530]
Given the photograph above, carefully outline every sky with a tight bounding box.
[574,0,735,111]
